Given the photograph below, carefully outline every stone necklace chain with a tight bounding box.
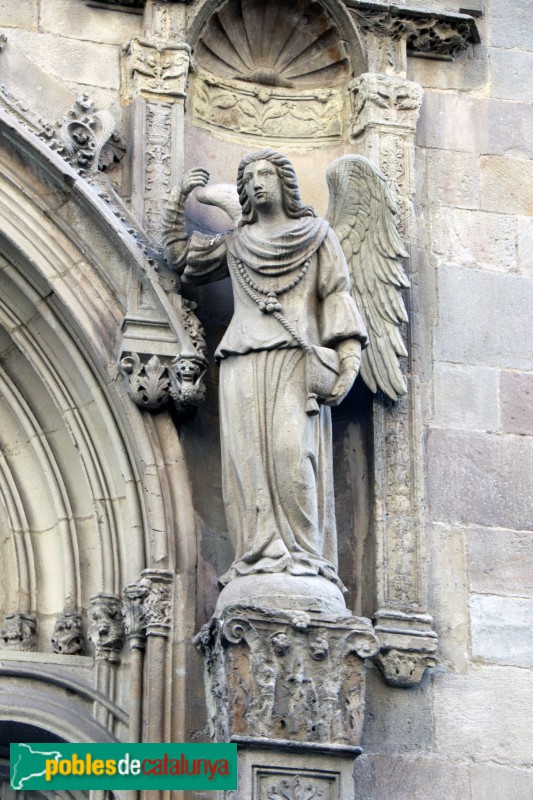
[235,257,311,314]
[232,257,312,352]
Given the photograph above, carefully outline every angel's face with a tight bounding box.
[242,159,283,211]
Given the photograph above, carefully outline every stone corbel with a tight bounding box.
[51,609,85,655]
[0,612,37,652]
[346,0,480,63]
[88,594,125,664]
[373,610,438,687]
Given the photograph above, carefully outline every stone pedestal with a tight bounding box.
[196,603,378,798]
[225,742,362,800]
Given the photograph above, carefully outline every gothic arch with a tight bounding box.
[0,108,196,642]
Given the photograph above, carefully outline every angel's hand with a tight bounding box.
[181,168,210,198]
[325,340,361,406]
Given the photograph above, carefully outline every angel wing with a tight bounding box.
[195,183,241,226]
[326,155,409,401]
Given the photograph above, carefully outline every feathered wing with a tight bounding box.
[326,155,410,401]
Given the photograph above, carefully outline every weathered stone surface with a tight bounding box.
[408,40,488,93]
[468,528,533,598]
[471,763,533,800]
[354,754,470,800]
[427,429,533,531]
[1,29,120,90]
[470,594,533,668]
[433,364,499,432]
[500,370,533,435]
[417,93,533,159]
[40,0,142,46]
[435,266,533,370]
[428,525,469,672]
[426,150,480,209]
[490,0,533,51]
[481,155,533,215]
[490,49,533,102]
[434,666,533,764]
[361,668,434,753]
[431,208,517,272]
[0,0,37,29]
[518,217,533,276]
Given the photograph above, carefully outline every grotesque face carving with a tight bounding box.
[52,611,84,655]
[88,599,124,653]
[309,636,329,660]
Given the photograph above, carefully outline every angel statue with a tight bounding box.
[162,149,408,598]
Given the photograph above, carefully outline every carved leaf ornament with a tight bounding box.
[267,775,326,800]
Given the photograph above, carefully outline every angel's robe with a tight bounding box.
[182,216,368,587]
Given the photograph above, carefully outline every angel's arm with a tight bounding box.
[316,229,368,406]
[162,168,209,271]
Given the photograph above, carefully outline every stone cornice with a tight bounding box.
[346,0,481,60]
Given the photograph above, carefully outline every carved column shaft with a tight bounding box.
[139,568,173,744]
[88,593,125,729]
[349,72,438,685]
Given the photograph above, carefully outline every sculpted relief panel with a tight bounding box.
[190,0,350,143]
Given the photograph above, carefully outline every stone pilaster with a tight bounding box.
[196,605,378,798]
[349,72,438,686]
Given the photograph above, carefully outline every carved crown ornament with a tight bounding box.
[346,0,480,60]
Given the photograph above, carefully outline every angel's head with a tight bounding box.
[237,149,315,225]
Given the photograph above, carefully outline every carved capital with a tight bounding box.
[373,609,438,687]
[123,583,148,651]
[349,73,424,138]
[122,39,191,102]
[347,1,480,60]
[51,610,85,655]
[0,612,37,652]
[195,606,378,746]
[139,569,173,638]
[88,594,125,663]
[119,352,207,413]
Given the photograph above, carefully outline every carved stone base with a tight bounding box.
[373,609,438,687]
[215,574,348,617]
[195,604,379,747]
[225,742,361,800]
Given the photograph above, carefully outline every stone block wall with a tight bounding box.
[354,1,533,796]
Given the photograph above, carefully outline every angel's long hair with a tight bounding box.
[236,149,315,226]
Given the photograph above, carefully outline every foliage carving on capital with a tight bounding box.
[348,2,479,60]
[266,775,327,800]
[123,582,148,650]
[88,594,125,663]
[0,612,37,652]
[196,606,378,746]
[52,610,85,655]
[120,352,207,413]
[350,73,424,137]
[139,569,173,638]
[122,39,191,102]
